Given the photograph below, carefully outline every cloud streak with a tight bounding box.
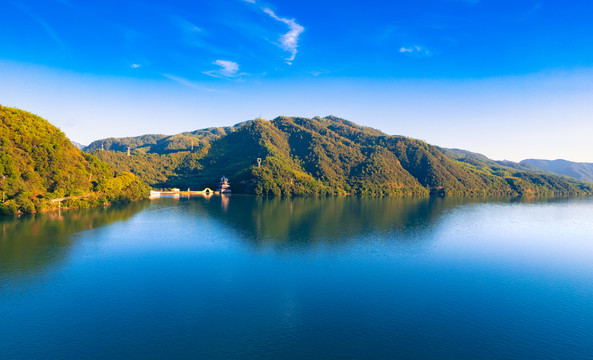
[262,8,304,64]
[10,1,66,50]
[399,45,432,57]
[162,73,217,91]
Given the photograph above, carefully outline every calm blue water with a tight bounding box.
[1,196,593,359]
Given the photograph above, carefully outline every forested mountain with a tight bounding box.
[88,116,593,197]
[520,159,593,183]
[0,106,150,215]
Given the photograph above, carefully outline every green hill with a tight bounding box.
[0,105,150,215]
[88,116,593,197]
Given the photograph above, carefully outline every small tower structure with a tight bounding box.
[216,176,231,194]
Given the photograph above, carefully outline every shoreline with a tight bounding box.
[149,189,230,198]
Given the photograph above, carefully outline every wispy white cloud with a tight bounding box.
[131,63,142,69]
[262,8,304,64]
[215,60,239,76]
[399,45,432,57]
[162,73,217,91]
[242,0,256,3]
[204,60,246,78]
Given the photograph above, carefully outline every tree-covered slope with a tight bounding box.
[89,116,593,197]
[0,106,150,214]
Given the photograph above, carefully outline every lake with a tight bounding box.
[1,195,593,359]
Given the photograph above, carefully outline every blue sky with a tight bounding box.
[1,0,593,161]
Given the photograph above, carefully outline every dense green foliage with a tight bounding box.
[90,116,593,198]
[0,106,150,215]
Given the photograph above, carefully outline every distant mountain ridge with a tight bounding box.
[520,159,593,182]
[71,141,86,149]
[85,121,253,154]
[86,116,593,197]
[439,148,593,183]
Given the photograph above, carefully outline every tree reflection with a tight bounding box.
[0,200,150,280]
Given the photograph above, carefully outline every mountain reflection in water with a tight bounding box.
[191,195,457,246]
[1,194,580,279]
[2,195,593,360]
[1,195,466,279]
